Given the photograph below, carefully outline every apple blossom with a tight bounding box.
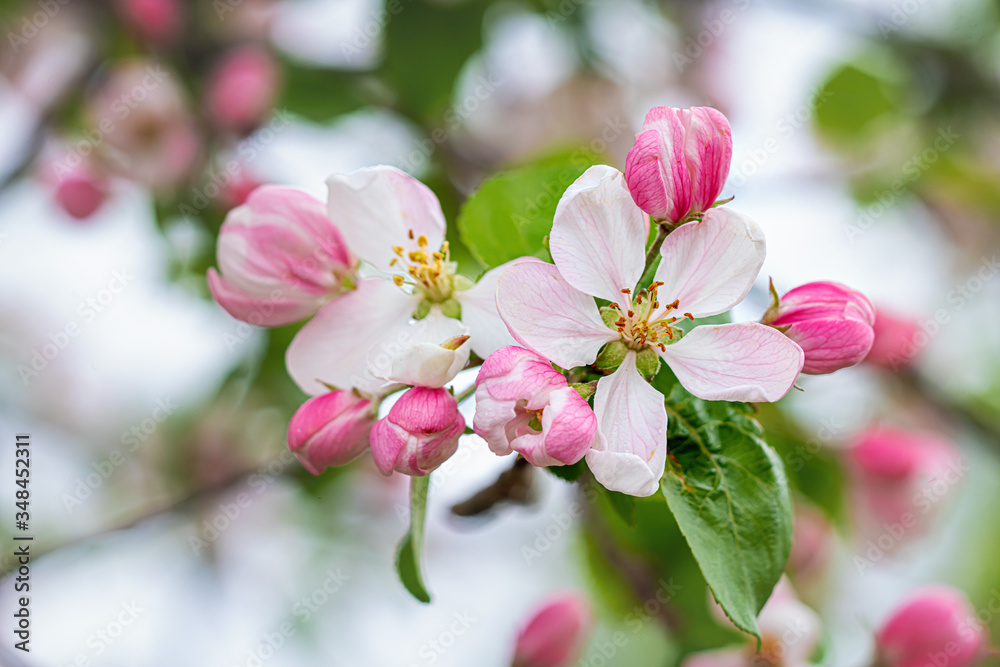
[287,390,376,475]
[686,578,821,667]
[624,106,732,223]
[866,308,921,370]
[849,426,960,543]
[474,346,596,467]
[205,46,280,133]
[512,593,593,667]
[876,586,985,667]
[86,61,201,190]
[370,386,465,476]
[42,153,109,220]
[207,186,357,327]
[497,166,803,496]
[115,0,183,44]
[286,166,517,396]
[763,281,875,375]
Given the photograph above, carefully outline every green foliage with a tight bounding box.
[547,458,588,482]
[279,63,370,123]
[396,475,432,603]
[383,0,490,118]
[660,385,793,641]
[814,63,898,140]
[456,150,600,267]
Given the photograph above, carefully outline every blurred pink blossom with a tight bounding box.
[205,45,280,133]
[512,592,593,667]
[876,586,985,667]
[866,308,922,371]
[86,60,201,190]
[115,0,183,44]
[849,426,962,548]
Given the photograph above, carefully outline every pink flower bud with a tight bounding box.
[849,427,960,539]
[766,281,875,375]
[287,391,376,475]
[207,185,356,327]
[42,155,109,221]
[866,308,921,370]
[474,346,596,468]
[115,0,183,43]
[624,106,732,223]
[513,593,593,667]
[205,46,280,133]
[789,503,834,580]
[370,387,465,476]
[877,586,986,667]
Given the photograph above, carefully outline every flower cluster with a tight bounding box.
[206,105,877,499]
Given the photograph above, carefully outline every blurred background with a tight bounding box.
[2,0,1000,664]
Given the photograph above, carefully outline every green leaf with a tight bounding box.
[278,63,369,123]
[660,385,793,641]
[603,488,637,527]
[395,475,432,603]
[456,150,599,267]
[546,459,588,483]
[814,63,898,141]
[382,0,489,118]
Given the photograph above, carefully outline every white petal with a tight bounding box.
[586,351,667,497]
[496,260,617,369]
[286,278,419,395]
[374,310,471,388]
[455,259,522,359]
[658,322,804,402]
[326,166,446,273]
[654,208,765,318]
[550,165,649,308]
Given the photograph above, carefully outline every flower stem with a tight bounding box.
[454,383,477,405]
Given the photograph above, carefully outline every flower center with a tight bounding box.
[390,231,456,303]
[608,282,691,351]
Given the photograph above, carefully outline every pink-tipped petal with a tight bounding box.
[286,278,420,396]
[659,322,804,402]
[326,166,446,273]
[653,207,766,318]
[287,391,375,474]
[370,387,465,476]
[624,129,673,221]
[209,185,355,326]
[550,166,649,308]
[512,386,596,467]
[586,351,667,497]
[683,107,733,215]
[496,261,618,370]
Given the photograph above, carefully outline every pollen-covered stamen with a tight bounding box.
[389,230,456,302]
[610,282,685,351]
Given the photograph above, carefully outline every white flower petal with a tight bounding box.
[326,166,446,273]
[654,208,765,318]
[455,259,523,359]
[551,165,649,308]
[586,351,667,497]
[658,322,804,402]
[374,310,471,388]
[496,260,617,369]
[286,278,419,395]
